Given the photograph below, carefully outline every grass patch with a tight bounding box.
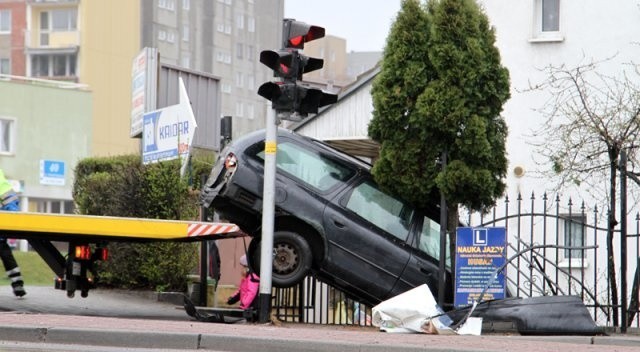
[0,250,56,286]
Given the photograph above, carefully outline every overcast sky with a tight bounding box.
[284,0,402,53]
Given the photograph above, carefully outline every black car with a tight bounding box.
[201,128,452,307]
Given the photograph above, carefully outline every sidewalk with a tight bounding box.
[1,312,640,352]
[0,287,639,351]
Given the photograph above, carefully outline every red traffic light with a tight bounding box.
[283,19,325,49]
[260,50,296,80]
[260,50,324,81]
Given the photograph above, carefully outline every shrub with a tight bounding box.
[73,154,213,291]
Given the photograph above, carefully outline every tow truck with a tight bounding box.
[0,211,243,298]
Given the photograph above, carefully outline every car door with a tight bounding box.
[393,213,453,304]
[321,177,414,303]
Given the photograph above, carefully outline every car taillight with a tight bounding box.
[95,247,109,261]
[75,245,91,260]
[224,153,237,169]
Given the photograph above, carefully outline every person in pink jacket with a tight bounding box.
[226,254,260,310]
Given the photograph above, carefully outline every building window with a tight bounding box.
[182,0,190,10]
[0,117,15,154]
[235,101,243,117]
[217,51,231,64]
[51,9,77,31]
[159,0,175,11]
[0,10,11,33]
[246,45,254,61]
[236,43,243,59]
[221,83,231,94]
[248,17,255,33]
[167,31,175,43]
[33,199,76,214]
[31,54,77,77]
[236,14,244,30]
[235,71,243,88]
[0,58,9,75]
[182,25,189,41]
[246,103,254,120]
[531,0,563,42]
[563,215,585,259]
[181,52,190,68]
[158,29,167,41]
[247,74,255,90]
[542,0,559,31]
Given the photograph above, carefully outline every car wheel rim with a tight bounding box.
[273,242,298,275]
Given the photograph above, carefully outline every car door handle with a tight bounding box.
[419,267,433,277]
[331,217,346,228]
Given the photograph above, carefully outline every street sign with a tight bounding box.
[142,77,197,174]
[39,160,65,186]
[130,47,158,138]
[454,227,507,307]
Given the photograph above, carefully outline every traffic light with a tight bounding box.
[258,19,337,119]
[282,20,325,49]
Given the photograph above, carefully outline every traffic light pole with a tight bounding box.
[256,18,335,324]
[258,107,278,323]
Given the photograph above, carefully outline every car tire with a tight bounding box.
[248,231,312,288]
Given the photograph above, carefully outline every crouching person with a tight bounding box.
[227,254,259,310]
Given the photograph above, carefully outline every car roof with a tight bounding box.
[234,128,373,172]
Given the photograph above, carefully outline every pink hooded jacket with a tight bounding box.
[233,272,260,309]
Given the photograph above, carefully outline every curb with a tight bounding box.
[0,325,457,352]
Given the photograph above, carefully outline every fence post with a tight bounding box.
[620,150,628,333]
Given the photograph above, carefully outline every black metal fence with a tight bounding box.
[272,277,373,326]
[467,192,639,330]
[272,193,640,329]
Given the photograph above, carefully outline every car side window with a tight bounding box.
[417,216,450,264]
[256,141,354,192]
[345,180,413,242]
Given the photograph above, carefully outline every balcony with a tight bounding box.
[27,0,80,6]
[24,29,80,51]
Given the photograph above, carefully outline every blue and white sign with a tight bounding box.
[454,227,507,307]
[142,77,196,175]
[40,159,65,186]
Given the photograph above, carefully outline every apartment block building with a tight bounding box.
[0,0,283,213]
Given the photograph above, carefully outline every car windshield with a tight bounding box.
[256,141,355,192]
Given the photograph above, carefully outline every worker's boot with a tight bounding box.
[7,267,26,297]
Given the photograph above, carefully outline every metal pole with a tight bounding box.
[258,107,278,323]
[620,150,628,333]
[438,150,448,307]
[199,174,208,307]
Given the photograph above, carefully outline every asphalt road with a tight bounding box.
[0,285,188,320]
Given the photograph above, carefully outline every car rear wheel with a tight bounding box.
[248,231,312,288]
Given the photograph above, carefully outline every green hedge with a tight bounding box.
[73,154,214,292]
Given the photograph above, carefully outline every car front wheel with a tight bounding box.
[248,231,312,288]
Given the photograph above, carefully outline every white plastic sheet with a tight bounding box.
[371,284,481,335]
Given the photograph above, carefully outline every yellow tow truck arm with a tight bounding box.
[0,211,243,242]
[0,211,244,298]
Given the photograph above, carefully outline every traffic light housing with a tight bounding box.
[258,19,337,119]
[283,20,325,49]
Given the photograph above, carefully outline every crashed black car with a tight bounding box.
[201,128,452,307]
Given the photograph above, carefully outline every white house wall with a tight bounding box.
[478,0,640,200]
[295,81,373,141]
